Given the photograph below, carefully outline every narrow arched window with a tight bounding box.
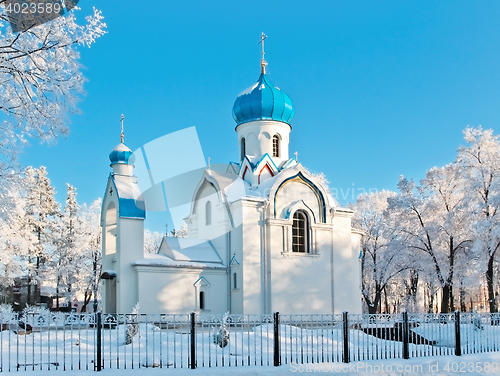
[273,135,280,157]
[241,138,246,161]
[233,272,237,289]
[205,201,211,225]
[292,210,308,253]
[199,291,205,310]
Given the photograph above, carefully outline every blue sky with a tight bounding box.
[19,1,500,233]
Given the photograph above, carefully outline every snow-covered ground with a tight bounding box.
[2,313,499,375]
[6,352,499,376]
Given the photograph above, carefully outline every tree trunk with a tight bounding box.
[486,255,498,313]
[441,284,451,313]
[428,284,435,313]
[450,285,454,312]
[56,276,60,309]
[81,290,92,313]
[27,275,31,306]
[383,285,389,314]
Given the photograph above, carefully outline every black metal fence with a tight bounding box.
[0,311,499,372]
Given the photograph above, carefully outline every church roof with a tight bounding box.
[206,164,339,210]
[134,237,225,269]
[110,174,146,219]
[232,73,294,126]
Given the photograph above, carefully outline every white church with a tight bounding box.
[100,42,363,315]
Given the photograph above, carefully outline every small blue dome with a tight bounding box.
[232,73,294,126]
[109,143,134,165]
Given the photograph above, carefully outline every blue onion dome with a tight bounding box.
[232,73,295,126]
[109,143,134,165]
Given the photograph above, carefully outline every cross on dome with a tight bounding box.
[120,114,125,144]
[232,33,295,126]
[258,32,268,74]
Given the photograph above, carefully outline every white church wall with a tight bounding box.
[332,211,362,314]
[101,185,119,314]
[246,132,259,156]
[112,164,133,176]
[236,120,290,162]
[101,199,117,269]
[190,180,231,243]
[229,221,244,313]
[235,198,265,314]
[209,232,229,268]
[230,261,243,313]
[116,218,144,313]
[268,223,333,314]
[135,267,228,313]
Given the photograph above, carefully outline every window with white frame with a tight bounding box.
[199,291,205,310]
[205,200,211,225]
[272,134,280,157]
[241,138,246,161]
[292,210,308,253]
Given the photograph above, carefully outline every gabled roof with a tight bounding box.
[229,255,240,266]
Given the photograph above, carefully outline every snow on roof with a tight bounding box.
[164,237,223,263]
[134,252,225,269]
[112,174,146,219]
[206,169,272,203]
[200,163,340,213]
[134,237,225,269]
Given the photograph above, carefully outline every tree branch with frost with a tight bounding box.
[0,5,106,169]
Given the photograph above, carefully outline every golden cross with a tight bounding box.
[120,114,124,143]
[258,32,268,74]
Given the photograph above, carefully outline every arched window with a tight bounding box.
[205,201,212,225]
[272,135,280,157]
[240,138,246,161]
[233,272,237,289]
[292,210,308,253]
[199,291,205,310]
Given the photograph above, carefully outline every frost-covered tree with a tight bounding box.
[352,190,413,313]
[0,4,106,170]
[144,229,163,254]
[76,198,101,313]
[53,183,82,308]
[22,166,59,305]
[389,162,473,313]
[457,126,500,313]
[0,173,32,288]
[170,222,188,238]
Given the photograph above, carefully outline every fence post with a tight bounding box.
[402,310,409,360]
[190,312,196,369]
[96,312,102,372]
[342,311,349,363]
[454,310,461,356]
[273,312,280,367]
